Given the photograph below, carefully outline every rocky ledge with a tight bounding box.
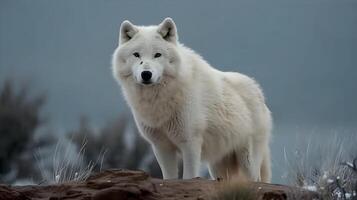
[0,169,320,200]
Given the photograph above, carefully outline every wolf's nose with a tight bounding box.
[141,71,152,82]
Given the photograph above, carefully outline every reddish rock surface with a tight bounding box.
[0,169,320,200]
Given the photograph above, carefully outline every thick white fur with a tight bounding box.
[112,18,272,182]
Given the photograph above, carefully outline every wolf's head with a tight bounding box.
[112,18,182,86]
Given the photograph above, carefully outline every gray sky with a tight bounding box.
[1,0,357,131]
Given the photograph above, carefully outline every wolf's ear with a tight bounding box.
[119,20,138,45]
[157,18,178,43]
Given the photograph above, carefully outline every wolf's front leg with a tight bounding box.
[181,141,202,179]
[152,144,178,179]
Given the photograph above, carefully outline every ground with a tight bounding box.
[0,169,320,200]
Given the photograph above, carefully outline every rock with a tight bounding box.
[0,169,320,200]
[0,185,30,200]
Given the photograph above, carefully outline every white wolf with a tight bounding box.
[112,18,272,182]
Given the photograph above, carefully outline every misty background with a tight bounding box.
[0,0,356,184]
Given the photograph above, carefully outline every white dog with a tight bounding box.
[112,18,272,182]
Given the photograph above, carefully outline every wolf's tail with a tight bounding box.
[260,149,271,183]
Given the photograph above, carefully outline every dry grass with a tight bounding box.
[35,137,106,184]
[284,134,357,199]
[211,182,257,200]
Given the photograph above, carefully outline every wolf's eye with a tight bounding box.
[133,52,140,58]
[154,53,162,58]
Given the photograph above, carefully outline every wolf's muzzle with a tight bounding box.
[141,71,152,84]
